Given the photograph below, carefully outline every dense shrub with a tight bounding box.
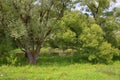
[78,24,120,63]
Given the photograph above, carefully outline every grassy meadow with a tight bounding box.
[0,55,120,80]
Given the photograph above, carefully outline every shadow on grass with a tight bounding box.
[38,55,73,66]
[36,55,89,67]
[1,54,117,66]
[0,54,89,67]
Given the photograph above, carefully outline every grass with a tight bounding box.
[0,55,120,80]
[0,49,120,80]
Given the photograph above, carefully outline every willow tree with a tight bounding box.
[0,0,71,64]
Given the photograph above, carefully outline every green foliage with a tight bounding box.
[48,11,91,49]
[78,24,119,63]
[40,47,52,55]
[56,29,76,49]
[6,52,18,66]
[79,24,103,48]
[9,20,27,39]
[62,11,84,35]
[0,37,14,54]
[86,42,119,63]
[101,16,120,47]
[48,11,120,63]
[97,42,119,63]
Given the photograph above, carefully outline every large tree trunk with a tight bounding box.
[25,44,41,64]
[28,54,37,64]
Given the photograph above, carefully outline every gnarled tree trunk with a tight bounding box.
[25,44,41,64]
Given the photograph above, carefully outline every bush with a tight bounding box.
[87,42,119,63]
[0,49,27,66]
[6,52,18,65]
[77,24,120,63]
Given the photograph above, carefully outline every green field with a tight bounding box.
[0,61,120,80]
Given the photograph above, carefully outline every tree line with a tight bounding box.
[0,0,120,64]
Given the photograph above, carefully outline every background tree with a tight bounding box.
[49,10,119,63]
[79,0,120,49]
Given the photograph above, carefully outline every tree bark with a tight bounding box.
[28,54,37,64]
[25,44,41,64]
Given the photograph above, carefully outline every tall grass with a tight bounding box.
[0,48,120,80]
[0,62,120,80]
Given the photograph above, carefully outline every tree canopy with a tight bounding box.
[0,0,120,65]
